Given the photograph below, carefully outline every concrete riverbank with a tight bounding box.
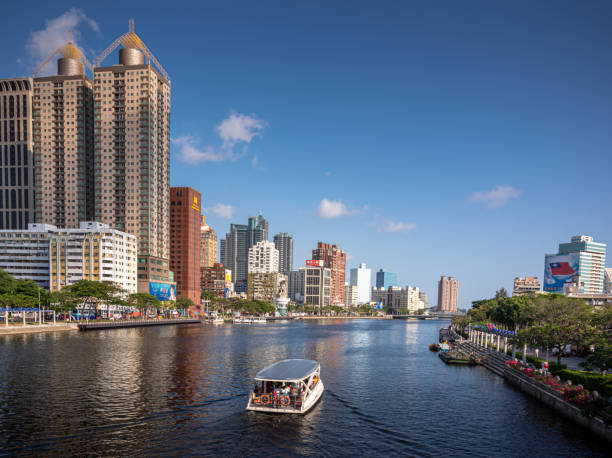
[0,323,78,336]
[78,319,201,331]
[453,329,612,442]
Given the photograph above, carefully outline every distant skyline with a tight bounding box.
[2,1,611,306]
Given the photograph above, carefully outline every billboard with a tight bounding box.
[306,260,323,267]
[543,254,579,293]
[149,282,176,301]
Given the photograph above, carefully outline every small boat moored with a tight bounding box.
[246,359,324,414]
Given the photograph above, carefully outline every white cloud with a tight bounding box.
[324,171,332,177]
[26,8,98,75]
[176,113,266,166]
[470,185,522,209]
[381,220,417,233]
[208,203,235,219]
[172,136,240,164]
[317,198,350,219]
[216,113,266,147]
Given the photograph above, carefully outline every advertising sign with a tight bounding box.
[149,282,176,301]
[306,260,323,267]
[543,254,579,293]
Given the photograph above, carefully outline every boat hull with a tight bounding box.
[246,381,324,414]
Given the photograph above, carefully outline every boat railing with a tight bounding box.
[251,392,304,410]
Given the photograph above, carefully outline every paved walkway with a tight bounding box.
[0,323,78,335]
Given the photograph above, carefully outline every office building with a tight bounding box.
[312,242,346,306]
[200,214,217,268]
[273,232,293,275]
[221,212,269,292]
[49,222,137,292]
[372,285,421,314]
[604,268,612,295]
[93,22,171,295]
[304,260,331,309]
[201,262,227,299]
[0,222,136,292]
[437,276,458,312]
[247,271,287,303]
[544,235,607,294]
[513,276,541,296]
[248,240,279,273]
[375,269,397,289]
[349,263,371,304]
[33,42,94,228]
[345,284,359,307]
[0,78,35,229]
[419,291,429,309]
[0,223,53,288]
[289,268,306,303]
[170,187,201,305]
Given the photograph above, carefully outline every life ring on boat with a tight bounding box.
[280,395,291,407]
[260,394,271,405]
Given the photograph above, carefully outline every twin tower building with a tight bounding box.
[0,21,172,294]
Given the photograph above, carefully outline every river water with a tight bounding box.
[0,319,607,456]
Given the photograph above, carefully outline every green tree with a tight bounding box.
[494,288,509,301]
[519,295,597,365]
[176,297,194,315]
[129,293,161,319]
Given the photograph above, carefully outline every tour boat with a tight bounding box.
[252,317,267,324]
[212,316,224,324]
[246,359,324,414]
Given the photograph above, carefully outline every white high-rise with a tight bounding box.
[248,240,279,273]
[349,263,371,304]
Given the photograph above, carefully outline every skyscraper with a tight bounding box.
[221,212,269,292]
[349,263,371,304]
[93,22,171,294]
[170,187,201,305]
[200,214,217,268]
[248,212,268,247]
[0,78,34,229]
[437,276,458,312]
[312,242,346,306]
[544,235,607,294]
[273,232,293,274]
[375,269,397,289]
[221,223,248,292]
[33,42,94,228]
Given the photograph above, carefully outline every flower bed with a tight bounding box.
[504,360,592,406]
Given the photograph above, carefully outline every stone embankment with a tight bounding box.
[78,319,201,331]
[450,328,612,442]
[0,323,78,336]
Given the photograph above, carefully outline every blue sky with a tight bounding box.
[2,1,611,307]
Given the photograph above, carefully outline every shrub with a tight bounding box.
[555,369,612,397]
[508,351,567,374]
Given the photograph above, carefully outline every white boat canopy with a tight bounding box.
[254,359,319,382]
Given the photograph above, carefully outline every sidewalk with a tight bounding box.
[0,323,78,335]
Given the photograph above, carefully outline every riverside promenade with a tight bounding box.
[78,318,201,331]
[452,327,612,442]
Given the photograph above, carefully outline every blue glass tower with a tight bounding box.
[376,269,397,289]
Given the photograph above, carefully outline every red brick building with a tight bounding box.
[170,187,202,305]
[201,263,227,299]
[312,242,346,306]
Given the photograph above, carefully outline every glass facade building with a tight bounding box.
[376,269,397,289]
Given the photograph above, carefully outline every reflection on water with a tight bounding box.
[0,319,608,456]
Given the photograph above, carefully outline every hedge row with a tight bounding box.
[555,369,612,397]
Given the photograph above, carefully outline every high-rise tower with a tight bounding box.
[312,242,346,306]
[0,78,35,229]
[200,214,217,268]
[33,41,94,228]
[93,21,172,294]
[273,232,293,275]
[437,275,458,312]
